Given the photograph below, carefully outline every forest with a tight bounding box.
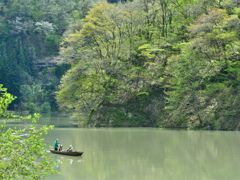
[0,0,92,111]
[1,0,240,130]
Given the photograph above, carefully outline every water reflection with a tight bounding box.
[53,155,83,168]
[39,113,79,128]
[54,157,62,168]
[44,128,240,180]
[6,113,239,180]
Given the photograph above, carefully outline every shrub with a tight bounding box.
[40,102,51,113]
[29,102,38,113]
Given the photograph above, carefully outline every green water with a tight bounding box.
[5,113,240,180]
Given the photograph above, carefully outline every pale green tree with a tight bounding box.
[0,84,57,179]
[56,1,165,126]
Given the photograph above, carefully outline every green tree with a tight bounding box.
[0,0,92,111]
[164,6,240,130]
[56,1,166,126]
[164,48,215,128]
[0,84,57,179]
[40,102,51,113]
[28,102,38,113]
[56,0,240,128]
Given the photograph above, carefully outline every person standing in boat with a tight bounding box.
[67,145,73,152]
[54,139,60,151]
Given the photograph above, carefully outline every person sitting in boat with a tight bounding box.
[54,139,60,151]
[67,145,73,152]
[59,144,63,151]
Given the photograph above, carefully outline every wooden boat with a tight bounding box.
[50,149,84,156]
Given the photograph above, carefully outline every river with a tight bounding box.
[5,113,240,180]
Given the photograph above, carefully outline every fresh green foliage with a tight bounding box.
[40,102,51,113]
[56,1,166,126]
[56,0,240,129]
[1,0,240,129]
[0,84,57,179]
[29,102,38,114]
[164,6,240,129]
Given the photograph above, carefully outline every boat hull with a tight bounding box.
[50,149,84,156]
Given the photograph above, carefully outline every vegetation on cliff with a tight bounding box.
[0,0,91,111]
[1,0,240,130]
[57,0,240,130]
